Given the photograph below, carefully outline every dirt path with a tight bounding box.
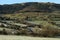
[0,35,60,40]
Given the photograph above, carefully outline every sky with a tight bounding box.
[0,0,60,4]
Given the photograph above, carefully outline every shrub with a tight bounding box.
[2,29,8,35]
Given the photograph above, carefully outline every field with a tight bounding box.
[0,35,60,40]
[0,12,60,37]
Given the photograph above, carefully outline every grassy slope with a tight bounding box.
[3,12,60,27]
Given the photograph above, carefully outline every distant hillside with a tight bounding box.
[0,2,60,14]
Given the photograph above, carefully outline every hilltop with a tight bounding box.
[0,2,60,14]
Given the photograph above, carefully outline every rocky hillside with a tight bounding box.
[0,2,60,14]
